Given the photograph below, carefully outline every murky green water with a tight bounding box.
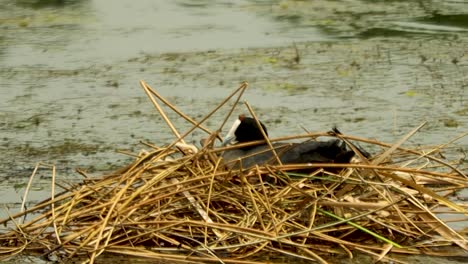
[0,0,467,263]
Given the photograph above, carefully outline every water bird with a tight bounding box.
[222,115,361,169]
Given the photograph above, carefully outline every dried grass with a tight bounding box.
[0,81,466,263]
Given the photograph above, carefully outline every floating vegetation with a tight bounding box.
[0,82,466,263]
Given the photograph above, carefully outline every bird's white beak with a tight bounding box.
[222,118,241,146]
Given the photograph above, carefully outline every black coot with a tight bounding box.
[222,115,356,169]
[223,114,268,149]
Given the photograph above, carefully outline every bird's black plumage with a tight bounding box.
[222,116,359,169]
[234,116,268,145]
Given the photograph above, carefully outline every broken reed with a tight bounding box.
[0,81,466,264]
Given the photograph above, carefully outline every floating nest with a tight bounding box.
[0,82,467,263]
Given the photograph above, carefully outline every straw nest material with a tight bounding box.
[0,81,467,264]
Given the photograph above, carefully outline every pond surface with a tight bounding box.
[0,0,467,263]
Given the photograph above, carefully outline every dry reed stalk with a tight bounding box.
[216,82,249,133]
[212,132,466,178]
[143,80,224,243]
[245,101,283,166]
[0,82,466,263]
[20,162,41,220]
[142,81,211,135]
[372,122,427,166]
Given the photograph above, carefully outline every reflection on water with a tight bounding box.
[420,13,468,28]
[15,0,84,9]
[0,0,328,69]
[1,0,468,67]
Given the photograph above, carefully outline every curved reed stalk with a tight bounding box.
[0,82,466,263]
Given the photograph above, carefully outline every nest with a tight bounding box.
[0,81,467,264]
